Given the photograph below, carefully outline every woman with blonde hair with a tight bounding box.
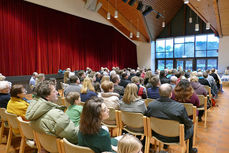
[120,83,146,114]
[117,134,142,153]
[80,77,97,102]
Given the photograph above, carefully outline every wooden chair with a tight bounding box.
[117,110,148,153]
[0,108,9,144]
[57,96,66,106]
[58,138,94,153]
[102,108,119,136]
[17,117,36,153]
[145,117,189,153]
[204,85,212,100]
[33,130,60,153]
[197,95,208,128]
[58,89,64,97]
[5,111,21,153]
[144,98,155,107]
[183,103,197,146]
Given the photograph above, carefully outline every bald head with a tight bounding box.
[159,83,172,97]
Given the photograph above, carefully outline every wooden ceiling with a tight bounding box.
[88,0,229,42]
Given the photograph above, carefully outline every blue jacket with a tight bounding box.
[147,87,160,99]
[80,90,97,102]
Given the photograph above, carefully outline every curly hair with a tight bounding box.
[174,79,194,103]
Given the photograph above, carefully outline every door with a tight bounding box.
[176,59,193,71]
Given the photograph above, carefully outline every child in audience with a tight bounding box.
[117,134,142,153]
[65,92,83,127]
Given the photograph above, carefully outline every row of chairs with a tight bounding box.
[0,108,95,153]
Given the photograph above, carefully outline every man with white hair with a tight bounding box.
[0,81,11,108]
[170,76,177,89]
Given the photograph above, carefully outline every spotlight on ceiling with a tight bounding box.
[156,12,160,19]
[137,1,143,11]
[122,0,128,3]
[128,0,136,6]
[184,0,189,4]
[142,5,153,16]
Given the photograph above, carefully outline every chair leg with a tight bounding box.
[186,139,189,153]
[158,142,162,152]
[193,121,197,146]
[6,128,12,153]
[204,110,207,128]
[19,136,26,153]
[0,122,4,144]
[144,136,149,153]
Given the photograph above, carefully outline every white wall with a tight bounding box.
[218,36,229,73]
[135,41,152,69]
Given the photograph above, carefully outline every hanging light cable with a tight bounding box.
[114,0,118,18]
[195,15,199,31]
[189,7,192,23]
[107,0,111,20]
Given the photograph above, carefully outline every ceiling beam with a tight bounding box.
[213,0,223,37]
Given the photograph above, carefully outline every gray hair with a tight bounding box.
[159,83,172,97]
[0,81,11,91]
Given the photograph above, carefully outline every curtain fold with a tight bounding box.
[0,0,137,76]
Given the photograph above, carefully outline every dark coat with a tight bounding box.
[0,93,10,108]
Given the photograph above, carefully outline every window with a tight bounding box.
[155,34,219,70]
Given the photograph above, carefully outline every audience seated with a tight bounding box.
[171,79,200,107]
[78,97,117,153]
[190,76,207,96]
[26,80,78,144]
[64,75,81,96]
[117,134,142,153]
[35,73,45,87]
[65,92,83,127]
[101,81,120,109]
[119,73,131,88]
[112,74,124,97]
[80,77,97,102]
[146,84,197,153]
[7,84,29,119]
[170,76,177,89]
[120,83,146,114]
[147,76,160,99]
[29,72,38,90]
[131,76,147,99]
[198,72,211,87]
[144,71,153,88]
[0,81,11,108]
[210,68,220,89]
[160,70,170,84]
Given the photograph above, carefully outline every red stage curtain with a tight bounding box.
[0,0,137,76]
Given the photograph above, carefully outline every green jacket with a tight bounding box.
[26,97,78,144]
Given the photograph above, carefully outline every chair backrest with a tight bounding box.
[149,117,180,137]
[5,110,18,130]
[34,131,59,153]
[103,108,117,125]
[57,96,65,106]
[0,108,7,122]
[120,111,144,129]
[144,98,155,107]
[60,138,94,153]
[197,95,207,106]
[183,103,194,116]
[17,117,34,140]
[204,85,212,98]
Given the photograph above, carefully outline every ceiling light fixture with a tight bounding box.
[189,8,192,23]
[114,0,118,18]
[206,22,210,30]
[195,16,199,31]
[184,0,189,4]
[107,0,110,20]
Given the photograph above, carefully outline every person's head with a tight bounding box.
[78,70,86,78]
[197,72,203,77]
[32,72,38,79]
[159,70,166,78]
[0,75,6,81]
[49,78,57,86]
[10,84,27,98]
[35,80,58,102]
[117,134,142,153]
[144,71,153,79]
[131,76,140,84]
[159,84,173,98]
[190,76,199,82]
[66,92,80,105]
[93,82,102,93]
[101,81,114,93]
[184,72,190,79]
[170,76,177,85]
[150,76,160,87]
[0,81,11,94]
[79,97,109,135]
[123,83,139,104]
[69,75,79,84]
[174,79,194,103]
[37,73,45,81]
[175,71,181,78]
[111,75,120,84]
[66,68,71,72]
[203,72,208,78]
[101,76,110,84]
[81,77,95,94]
[211,68,215,73]
[122,73,128,79]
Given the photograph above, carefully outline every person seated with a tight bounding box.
[29,72,38,90]
[170,76,177,89]
[120,83,146,114]
[171,79,199,108]
[78,97,117,153]
[26,80,78,144]
[93,82,102,97]
[146,84,197,153]
[111,74,124,97]
[117,134,142,153]
[190,76,207,96]
[160,70,170,84]
[65,92,83,127]
[80,77,97,102]
[0,81,11,108]
[101,81,120,109]
[35,73,45,87]
[64,75,81,96]
[131,76,147,99]
[198,72,211,87]
[119,73,131,88]
[7,84,29,119]
[147,76,160,99]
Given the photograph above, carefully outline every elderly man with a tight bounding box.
[146,84,197,153]
[0,81,11,108]
[26,80,78,144]
[64,75,81,96]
